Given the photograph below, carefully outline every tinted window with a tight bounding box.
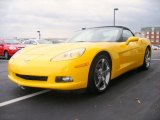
[24,40,30,44]
[30,40,37,44]
[122,30,133,41]
[4,39,20,44]
[67,27,121,42]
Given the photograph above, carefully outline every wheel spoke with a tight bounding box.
[95,68,100,74]
[96,63,101,69]
[101,59,105,70]
[102,66,110,76]
[147,57,150,62]
[102,76,105,83]
[96,78,102,88]
[147,50,150,57]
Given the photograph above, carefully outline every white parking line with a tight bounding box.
[152,59,160,61]
[0,90,50,107]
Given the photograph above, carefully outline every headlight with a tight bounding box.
[51,48,85,61]
[9,46,17,50]
[11,49,23,59]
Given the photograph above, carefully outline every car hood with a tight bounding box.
[22,42,107,56]
[13,42,113,62]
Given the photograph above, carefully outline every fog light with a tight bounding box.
[55,76,73,82]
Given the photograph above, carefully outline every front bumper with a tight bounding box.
[8,58,90,90]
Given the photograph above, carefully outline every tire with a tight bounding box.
[140,47,151,70]
[87,54,111,94]
[4,51,9,60]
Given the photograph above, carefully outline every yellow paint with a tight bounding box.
[8,37,151,90]
[75,62,89,68]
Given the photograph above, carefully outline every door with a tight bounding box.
[0,40,4,55]
[118,29,140,73]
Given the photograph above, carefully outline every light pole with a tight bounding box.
[113,8,118,26]
[37,31,41,39]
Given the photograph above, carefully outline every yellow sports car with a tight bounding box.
[8,26,151,93]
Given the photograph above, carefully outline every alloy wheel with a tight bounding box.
[145,48,151,68]
[94,58,110,91]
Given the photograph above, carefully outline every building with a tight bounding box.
[141,27,160,46]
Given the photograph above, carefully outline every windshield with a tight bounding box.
[38,40,52,44]
[67,27,121,42]
[4,39,20,44]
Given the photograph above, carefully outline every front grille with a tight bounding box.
[16,74,48,81]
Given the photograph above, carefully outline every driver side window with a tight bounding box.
[122,30,133,41]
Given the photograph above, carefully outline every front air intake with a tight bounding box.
[16,74,48,81]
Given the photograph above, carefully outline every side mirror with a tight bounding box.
[0,44,4,46]
[126,37,139,45]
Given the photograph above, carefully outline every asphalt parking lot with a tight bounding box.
[0,51,160,120]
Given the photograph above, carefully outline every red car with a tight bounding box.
[0,39,25,59]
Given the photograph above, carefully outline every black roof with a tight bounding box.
[82,26,131,31]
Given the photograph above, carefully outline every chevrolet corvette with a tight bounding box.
[8,26,151,93]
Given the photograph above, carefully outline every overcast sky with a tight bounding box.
[0,0,160,38]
